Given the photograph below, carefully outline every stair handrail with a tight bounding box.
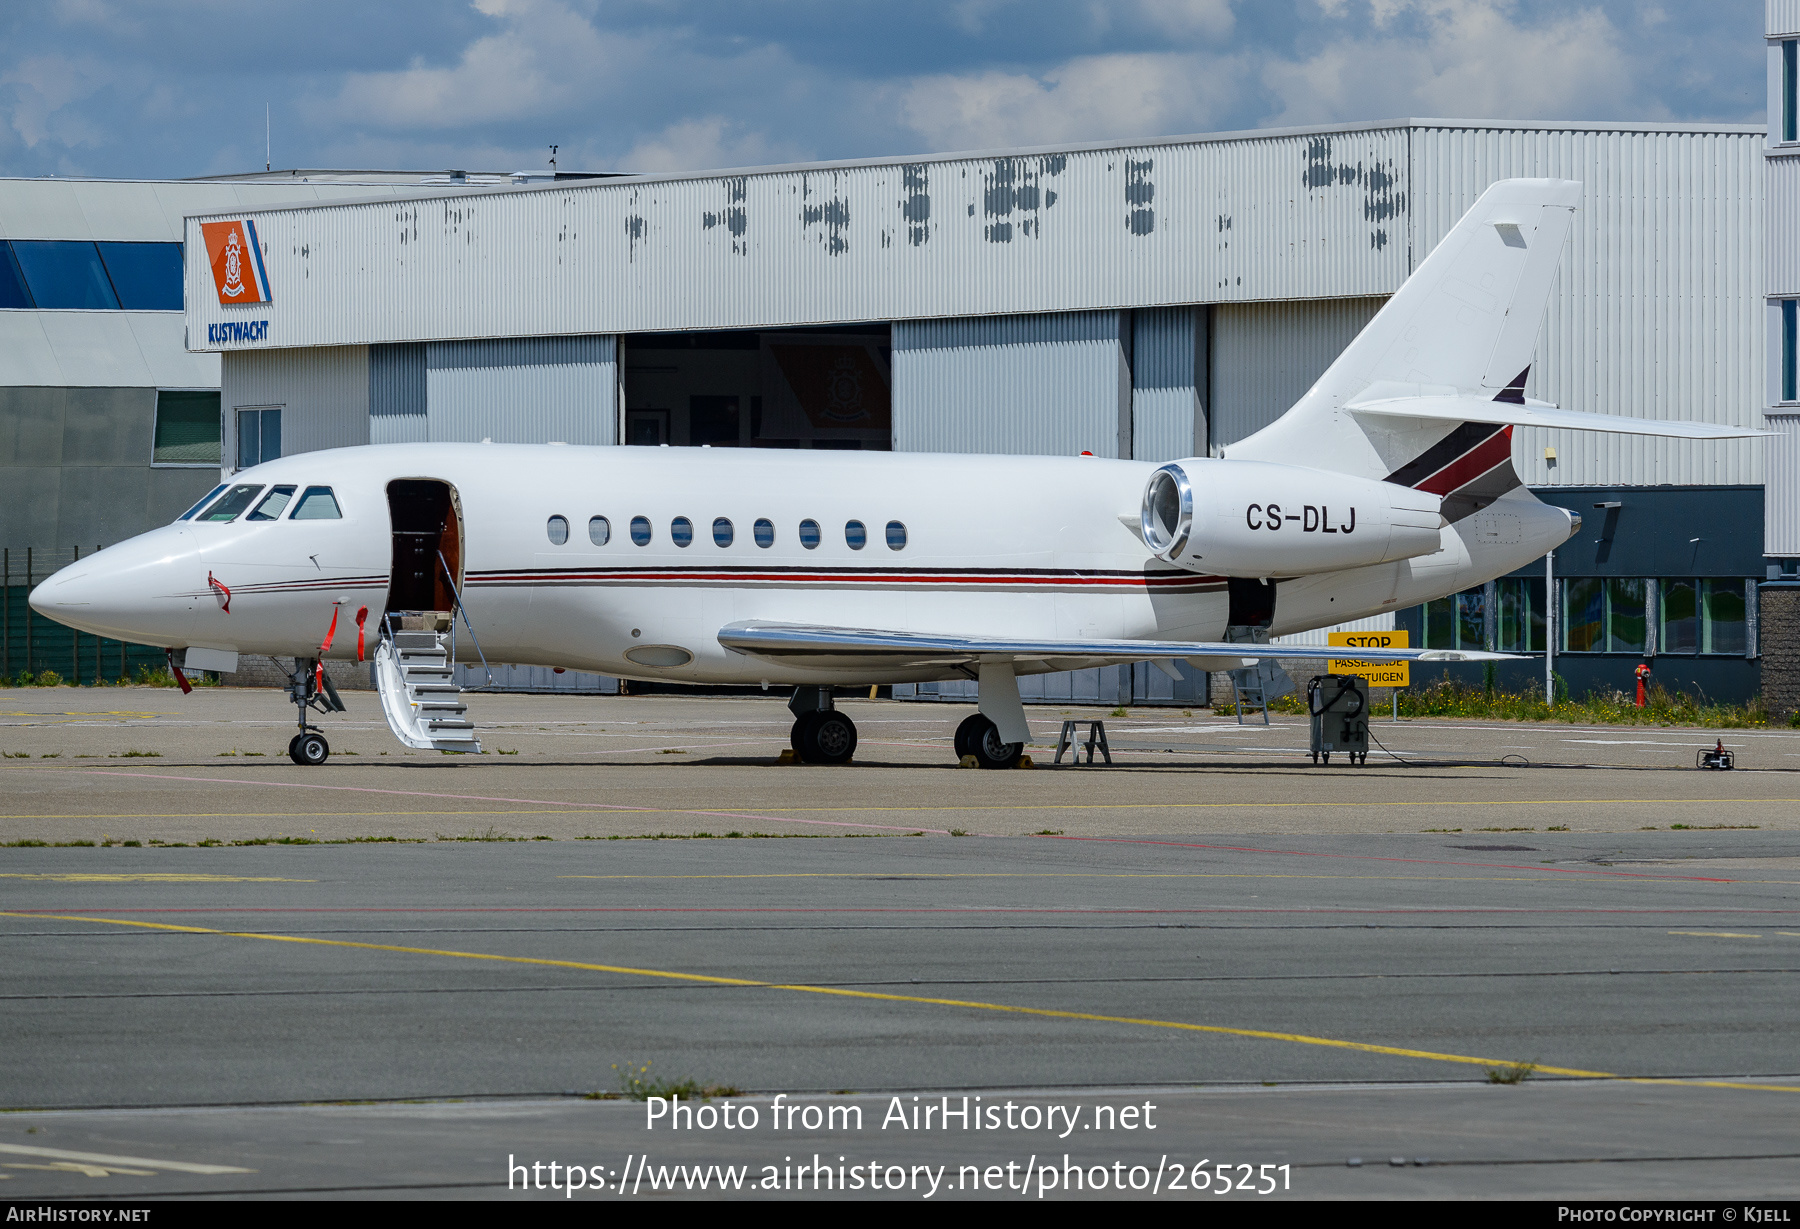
[437,550,494,687]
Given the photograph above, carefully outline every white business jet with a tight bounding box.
[29,179,1765,766]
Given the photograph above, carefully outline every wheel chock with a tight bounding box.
[777,748,798,765]
[1016,755,1034,769]
[959,754,979,769]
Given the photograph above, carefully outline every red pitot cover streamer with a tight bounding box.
[355,606,369,661]
[207,571,231,613]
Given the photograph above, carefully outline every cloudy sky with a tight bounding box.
[0,0,1767,179]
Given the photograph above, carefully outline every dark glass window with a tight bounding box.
[845,520,867,550]
[152,390,221,464]
[547,515,569,545]
[1703,580,1746,654]
[1456,590,1486,649]
[236,407,281,468]
[753,518,775,548]
[1495,577,1545,653]
[1661,579,1698,653]
[0,243,32,309]
[886,520,907,550]
[176,484,226,522]
[10,240,120,310]
[1563,578,1604,652]
[97,242,183,310]
[1604,578,1647,653]
[798,519,820,549]
[712,517,734,547]
[248,485,296,521]
[200,484,264,523]
[290,487,341,520]
[630,516,652,546]
[589,516,610,546]
[1785,40,1797,143]
[1784,300,1796,403]
[671,516,693,548]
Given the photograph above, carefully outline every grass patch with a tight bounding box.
[656,748,688,755]
[39,753,59,759]
[949,828,970,837]
[1108,707,1129,718]
[599,1062,744,1102]
[1267,674,1772,728]
[1031,829,1065,836]
[497,749,519,755]
[435,825,547,842]
[1423,828,1463,833]
[1547,825,1570,832]
[2,751,28,759]
[1670,823,1760,830]
[117,750,161,758]
[1484,1059,1537,1085]
[1477,827,1535,833]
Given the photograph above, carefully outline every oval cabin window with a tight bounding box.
[798,519,821,550]
[671,517,693,548]
[886,520,907,550]
[713,517,734,547]
[630,516,652,546]
[753,518,775,548]
[845,520,867,550]
[546,515,569,545]
[589,516,611,546]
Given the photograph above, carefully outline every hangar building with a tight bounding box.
[180,115,1778,706]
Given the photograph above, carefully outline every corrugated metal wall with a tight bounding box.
[1210,296,1386,447]
[1769,157,1800,296]
[1771,0,1800,36]
[220,346,369,468]
[424,334,617,445]
[188,126,1413,348]
[1130,305,1206,461]
[368,343,426,444]
[1410,125,1765,488]
[891,312,1129,456]
[1769,414,1800,555]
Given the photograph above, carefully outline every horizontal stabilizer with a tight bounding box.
[719,621,1517,669]
[1350,395,1773,440]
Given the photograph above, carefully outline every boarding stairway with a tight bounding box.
[373,620,483,753]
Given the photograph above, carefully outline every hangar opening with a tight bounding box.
[620,324,891,451]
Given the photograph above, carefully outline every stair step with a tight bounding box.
[426,717,476,730]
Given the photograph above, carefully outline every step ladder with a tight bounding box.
[1224,626,1287,727]
[374,624,482,753]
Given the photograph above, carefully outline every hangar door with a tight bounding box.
[1208,296,1386,449]
[369,335,619,445]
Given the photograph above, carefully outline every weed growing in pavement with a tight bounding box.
[117,750,161,758]
[1262,673,1770,728]
[1108,707,1129,717]
[2,751,27,758]
[1484,1060,1537,1085]
[1670,823,1760,830]
[598,1062,745,1102]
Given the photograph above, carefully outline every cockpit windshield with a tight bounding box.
[290,486,342,520]
[247,485,297,521]
[197,484,265,523]
[176,484,227,522]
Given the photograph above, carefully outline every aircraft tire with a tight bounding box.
[798,711,857,765]
[291,732,330,766]
[953,713,986,760]
[961,714,1022,770]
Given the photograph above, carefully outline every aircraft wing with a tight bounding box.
[717,621,1518,671]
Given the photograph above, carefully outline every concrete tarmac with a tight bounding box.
[1,688,1796,1200]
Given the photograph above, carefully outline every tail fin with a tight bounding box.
[1231,178,1579,484]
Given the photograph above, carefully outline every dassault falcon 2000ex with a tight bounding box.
[30,179,1768,767]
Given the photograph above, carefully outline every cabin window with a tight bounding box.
[176,484,226,522]
[199,484,264,523]
[289,486,342,520]
[798,519,821,550]
[546,515,569,545]
[753,518,775,548]
[885,520,907,550]
[671,516,693,548]
[713,517,734,547]
[845,520,867,550]
[589,516,611,546]
[248,485,297,521]
[630,516,652,546]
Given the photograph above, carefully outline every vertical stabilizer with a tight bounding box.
[1230,178,1579,482]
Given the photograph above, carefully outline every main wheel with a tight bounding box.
[960,714,1023,770]
[953,713,987,760]
[798,711,857,765]
[291,731,329,766]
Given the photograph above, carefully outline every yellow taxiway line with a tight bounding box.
[4,909,1794,1096]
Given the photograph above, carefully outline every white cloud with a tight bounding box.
[896,50,1247,152]
[1,54,113,149]
[617,117,808,174]
[1264,0,1641,124]
[1135,0,1235,40]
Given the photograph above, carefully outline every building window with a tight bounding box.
[10,240,120,310]
[1661,579,1699,653]
[1561,578,1649,653]
[152,390,221,465]
[1786,40,1797,143]
[1703,580,1747,654]
[96,242,184,310]
[1495,577,1546,652]
[1421,588,1486,650]
[1784,300,1797,403]
[235,406,281,469]
[0,243,31,309]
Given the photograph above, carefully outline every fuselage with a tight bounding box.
[29,443,1574,684]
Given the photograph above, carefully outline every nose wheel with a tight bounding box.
[288,731,330,766]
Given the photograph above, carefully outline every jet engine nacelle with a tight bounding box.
[1140,458,1445,577]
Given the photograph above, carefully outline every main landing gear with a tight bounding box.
[788,687,857,765]
[954,712,1024,770]
[286,657,346,766]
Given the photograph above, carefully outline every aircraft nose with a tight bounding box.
[28,530,200,642]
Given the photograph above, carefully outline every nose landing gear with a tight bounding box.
[286,657,346,765]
